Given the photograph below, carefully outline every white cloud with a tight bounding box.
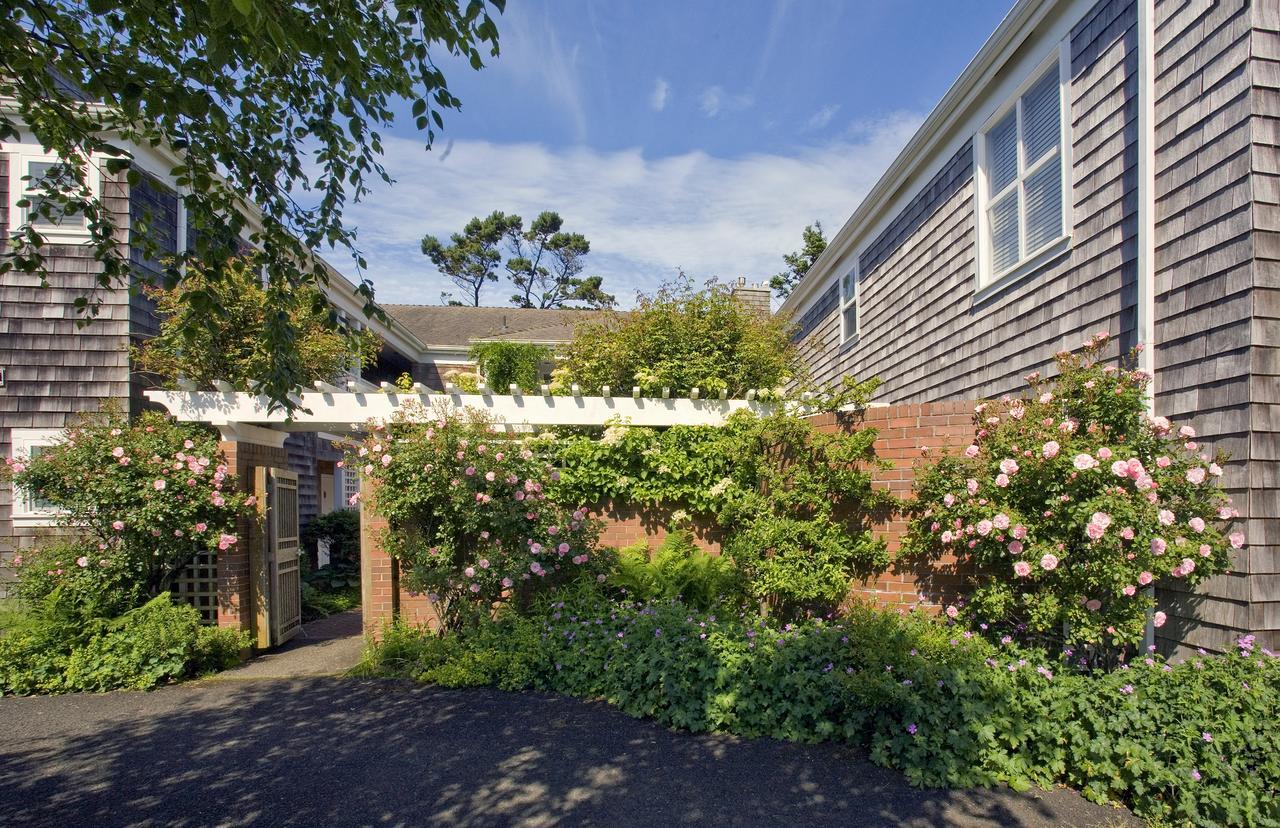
[805,104,841,132]
[341,111,924,308]
[650,77,670,112]
[489,5,587,142]
[698,86,754,118]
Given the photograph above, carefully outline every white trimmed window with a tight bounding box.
[839,265,859,342]
[9,151,98,242]
[9,429,64,525]
[340,465,361,510]
[975,42,1071,288]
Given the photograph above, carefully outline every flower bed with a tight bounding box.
[360,588,1280,827]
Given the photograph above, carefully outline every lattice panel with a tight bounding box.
[172,549,218,625]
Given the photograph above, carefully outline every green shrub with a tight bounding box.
[609,532,743,611]
[0,595,248,695]
[904,333,1240,646]
[362,592,1279,826]
[469,341,552,392]
[302,510,361,564]
[551,408,892,617]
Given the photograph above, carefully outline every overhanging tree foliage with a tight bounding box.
[0,0,504,409]
[770,221,827,299]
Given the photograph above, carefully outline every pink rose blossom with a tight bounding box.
[945,605,959,619]
[1208,463,1223,477]
[1122,585,1137,596]
[992,513,1010,530]
[995,473,1010,488]
[112,520,125,531]
[1085,522,1106,540]
[1012,525,1027,539]
[1179,425,1196,438]
[976,519,993,536]
[1042,441,1060,459]
[1158,509,1175,526]
[1008,541,1024,555]
[1040,554,1059,571]
[1198,544,1211,557]
[943,493,956,507]
[1186,467,1207,484]
[1120,526,1135,540]
[1138,570,1153,586]
[153,479,166,490]
[1073,453,1097,470]
[964,444,980,458]
[966,479,979,495]
[1085,599,1102,611]
[999,458,1019,475]
[1151,537,1168,555]
[1229,532,1245,549]
[1188,517,1205,533]
[1013,561,1031,577]
[1153,611,1167,628]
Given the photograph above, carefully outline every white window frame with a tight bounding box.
[8,150,100,244]
[9,428,65,526]
[973,40,1073,294]
[839,263,860,343]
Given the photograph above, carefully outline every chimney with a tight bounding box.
[731,276,772,316]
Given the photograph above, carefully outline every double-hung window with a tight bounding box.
[976,44,1070,288]
[9,429,64,525]
[11,154,96,240]
[839,265,858,342]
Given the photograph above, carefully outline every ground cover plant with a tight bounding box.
[360,587,1279,827]
[903,333,1242,647]
[0,408,250,693]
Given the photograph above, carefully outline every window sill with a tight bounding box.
[10,514,60,528]
[974,235,1071,304]
[839,333,861,352]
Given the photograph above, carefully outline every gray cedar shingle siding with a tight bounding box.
[1152,0,1259,653]
[791,283,839,341]
[0,168,134,593]
[798,0,1138,408]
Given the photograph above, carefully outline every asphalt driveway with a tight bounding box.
[0,677,1136,828]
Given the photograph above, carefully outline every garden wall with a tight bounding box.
[359,400,982,635]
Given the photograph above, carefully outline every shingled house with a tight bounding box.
[781,0,1279,654]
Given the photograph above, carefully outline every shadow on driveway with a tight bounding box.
[0,678,1136,827]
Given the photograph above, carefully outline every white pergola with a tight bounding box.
[145,380,788,439]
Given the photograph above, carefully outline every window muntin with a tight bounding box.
[22,159,88,229]
[978,48,1068,286]
[839,266,858,342]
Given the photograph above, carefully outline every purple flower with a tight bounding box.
[906,723,918,735]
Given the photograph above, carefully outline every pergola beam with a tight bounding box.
[144,389,781,431]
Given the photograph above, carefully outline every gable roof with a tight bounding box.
[381,305,615,350]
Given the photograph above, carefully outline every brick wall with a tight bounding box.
[217,439,287,637]
[810,402,978,612]
[360,401,983,632]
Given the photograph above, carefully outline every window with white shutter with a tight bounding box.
[975,43,1071,289]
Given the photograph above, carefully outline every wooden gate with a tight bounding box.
[268,468,302,645]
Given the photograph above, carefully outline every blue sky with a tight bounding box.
[345,0,1014,308]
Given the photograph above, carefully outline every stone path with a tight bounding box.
[215,609,365,679]
[0,676,1139,827]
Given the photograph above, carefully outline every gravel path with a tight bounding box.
[0,676,1137,827]
[214,610,364,680]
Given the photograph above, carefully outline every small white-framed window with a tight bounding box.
[9,428,65,525]
[340,465,361,510]
[9,151,98,242]
[974,41,1072,290]
[839,264,859,342]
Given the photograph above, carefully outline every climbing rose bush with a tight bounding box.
[903,333,1241,645]
[2,409,249,610]
[347,405,605,628]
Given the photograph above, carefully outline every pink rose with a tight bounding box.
[945,605,959,619]
[1008,541,1024,555]
[1085,521,1105,540]
[1040,554,1059,571]
[1179,425,1196,438]
[1156,456,1171,468]
[1012,525,1028,539]
[1158,510,1175,526]
[1091,512,1112,529]
[966,479,979,495]
[1097,447,1113,460]
[1120,526,1135,540]
[1073,453,1097,470]
[1188,517,1205,533]
[1085,599,1102,611]
[1208,463,1223,477]
[995,473,1010,488]
[1229,532,1245,549]
[1042,441,1060,459]
[1013,561,1031,577]
[1151,537,1168,555]
[1134,474,1154,491]
[976,519,993,536]
[112,520,125,531]
[943,493,956,506]
[1153,611,1167,628]
[993,513,1010,530]
[153,479,166,490]
[1111,460,1129,478]
[964,444,980,458]
[1198,544,1211,557]
[1186,467,1207,484]
[1122,585,1137,596]
[1138,570,1153,585]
